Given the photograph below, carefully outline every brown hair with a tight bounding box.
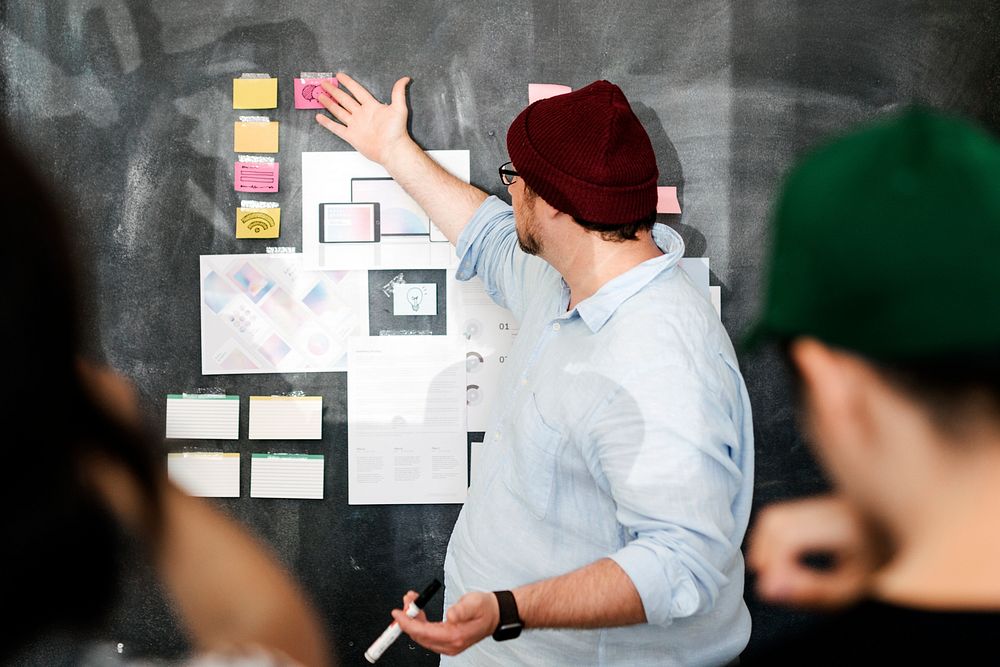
[0,128,163,657]
[523,182,657,242]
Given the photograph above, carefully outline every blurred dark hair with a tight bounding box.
[874,353,1000,437]
[781,339,1000,438]
[0,128,163,658]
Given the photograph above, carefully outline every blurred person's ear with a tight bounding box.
[790,338,878,492]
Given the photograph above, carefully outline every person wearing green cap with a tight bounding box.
[743,107,1000,662]
[315,73,754,666]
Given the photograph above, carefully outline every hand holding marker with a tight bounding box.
[365,579,442,663]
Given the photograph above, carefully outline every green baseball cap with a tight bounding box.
[747,107,1000,361]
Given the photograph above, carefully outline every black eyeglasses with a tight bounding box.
[499,161,518,185]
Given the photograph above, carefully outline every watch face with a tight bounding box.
[493,622,523,641]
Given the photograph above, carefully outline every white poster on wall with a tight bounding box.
[347,335,468,505]
[301,150,470,270]
[200,253,367,374]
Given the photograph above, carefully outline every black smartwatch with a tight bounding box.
[491,590,523,641]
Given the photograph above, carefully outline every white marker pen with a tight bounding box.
[365,578,442,663]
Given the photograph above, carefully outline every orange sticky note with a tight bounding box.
[234,120,279,153]
[656,186,681,214]
[528,83,572,104]
[236,207,281,238]
[233,77,278,109]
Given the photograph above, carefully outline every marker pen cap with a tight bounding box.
[414,578,442,609]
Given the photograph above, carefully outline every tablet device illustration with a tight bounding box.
[318,202,380,243]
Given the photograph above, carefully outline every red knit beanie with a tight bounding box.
[506,80,658,225]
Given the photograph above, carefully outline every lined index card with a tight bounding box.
[250,453,324,499]
[165,394,239,440]
[168,452,240,497]
[249,396,323,440]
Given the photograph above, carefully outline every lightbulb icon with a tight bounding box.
[407,287,423,312]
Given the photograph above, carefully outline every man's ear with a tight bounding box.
[790,337,868,453]
[534,194,563,224]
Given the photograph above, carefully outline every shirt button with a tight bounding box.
[552,322,561,331]
[521,378,528,386]
[494,432,501,441]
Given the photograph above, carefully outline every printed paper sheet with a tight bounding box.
[200,253,367,374]
[301,150,469,270]
[348,336,467,504]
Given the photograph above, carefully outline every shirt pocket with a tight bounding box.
[503,392,563,520]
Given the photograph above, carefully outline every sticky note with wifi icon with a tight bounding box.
[236,203,281,239]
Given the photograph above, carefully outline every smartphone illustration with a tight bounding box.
[318,202,380,243]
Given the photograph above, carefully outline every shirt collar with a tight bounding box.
[571,223,685,333]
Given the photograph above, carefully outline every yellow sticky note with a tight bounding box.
[233,77,278,109]
[234,120,279,153]
[236,207,281,238]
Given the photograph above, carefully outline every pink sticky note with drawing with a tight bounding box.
[234,161,279,193]
[656,186,681,214]
[294,76,338,109]
[528,83,572,104]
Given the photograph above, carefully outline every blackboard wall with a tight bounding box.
[2,1,998,664]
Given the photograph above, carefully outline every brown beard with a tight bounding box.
[515,188,543,255]
[517,227,542,255]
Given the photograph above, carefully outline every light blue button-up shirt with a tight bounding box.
[442,197,754,666]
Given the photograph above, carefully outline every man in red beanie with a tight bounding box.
[317,74,753,666]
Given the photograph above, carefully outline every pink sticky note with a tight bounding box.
[656,186,681,214]
[234,161,279,193]
[528,83,572,104]
[294,77,338,109]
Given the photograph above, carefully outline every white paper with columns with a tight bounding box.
[347,336,468,504]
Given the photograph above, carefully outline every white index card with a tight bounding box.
[165,395,240,440]
[167,452,240,498]
[250,453,325,499]
[248,396,323,440]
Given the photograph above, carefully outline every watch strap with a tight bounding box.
[491,590,523,641]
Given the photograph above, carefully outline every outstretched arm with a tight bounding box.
[315,73,487,245]
[391,558,644,656]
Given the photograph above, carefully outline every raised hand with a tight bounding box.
[315,72,414,166]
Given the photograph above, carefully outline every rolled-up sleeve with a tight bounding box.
[595,362,747,627]
[455,196,552,321]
